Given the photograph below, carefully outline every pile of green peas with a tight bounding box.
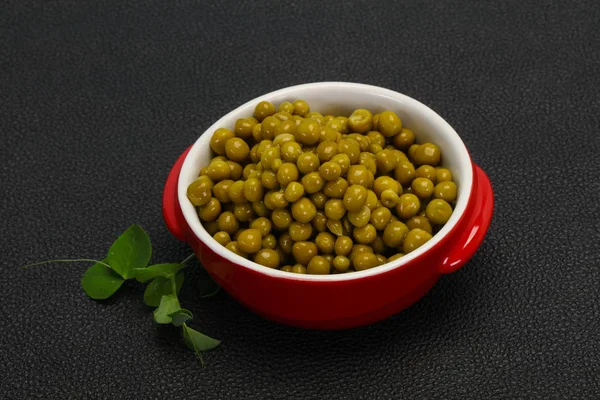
[187,100,458,274]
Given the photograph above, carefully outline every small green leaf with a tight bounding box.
[81,259,125,300]
[107,224,151,280]
[143,272,184,307]
[153,294,181,324]
[143,277,170,307]
[133,263,183,282]
[183,324,221,352]
[169,309,193,327]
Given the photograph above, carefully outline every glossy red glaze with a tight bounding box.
[163,148,494,329]
[439,164,494,274]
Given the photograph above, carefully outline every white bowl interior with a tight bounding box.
[178,82,473,281]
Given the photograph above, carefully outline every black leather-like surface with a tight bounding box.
[2,1,600,399]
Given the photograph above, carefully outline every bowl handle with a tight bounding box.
[438,163,494,274]
[162,146,193,244]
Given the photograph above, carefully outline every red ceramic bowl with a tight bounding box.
[163,82,494,329]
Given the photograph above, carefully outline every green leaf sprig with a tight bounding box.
[21,224,220,365]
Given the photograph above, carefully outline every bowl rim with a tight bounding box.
[178,81,473,281]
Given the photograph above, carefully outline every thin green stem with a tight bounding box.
[20,258,112,270]
[170,275,178,296]
[183,323,205,367]
[180,253,196,266]
[200,287,221,298]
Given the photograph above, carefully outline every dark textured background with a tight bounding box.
[2,0,600,399]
